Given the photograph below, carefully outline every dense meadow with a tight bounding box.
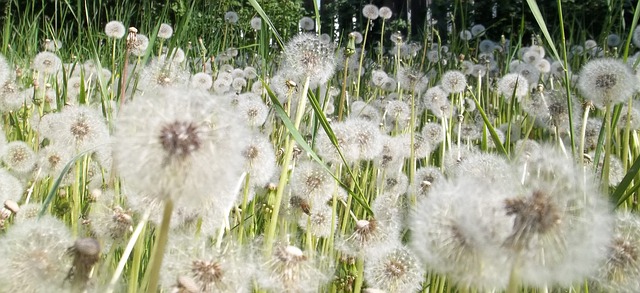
[0,0,640,292]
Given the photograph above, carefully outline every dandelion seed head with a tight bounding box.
[578,58,636,108]
[471,24,485,37]
[299,17,315,31]
[459,30,472,41]
[284,33,336,84]
[105,20,126,39]
[0,216,73,293]
[607,34,621,47]
[131,34,149,56]
[497,73,529,100]
[362,4,379,20]
[157,23,174,39]
[224,11,239,24]
[190,72,213,90]
[365,244,425,292]
[250,17,262,30]
[379,6,393,19]
[440,70,467,94]
[32,51,61,74]
[2,141,36,174]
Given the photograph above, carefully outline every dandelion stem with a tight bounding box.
[579,102,592,161]
[506,255,522,293]
[602,105,612,192]
[264,75,311,256]
[353,255,365,293]
[354,19,371,99]
[144,199,173,293]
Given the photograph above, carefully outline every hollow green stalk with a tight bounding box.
[144,198,174,293]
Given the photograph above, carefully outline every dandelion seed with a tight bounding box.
[511,63,540,90]
[384,100,411,130]
[113,86,249,212]
[244,66,258,80]
[379,171,409,195]
[88,194,133,250]
[479,39,496,53]
[2,141,36,174]
[365,244,425,292]
[578,58,636,108]
[411,167,443,198]
[284,33,336,84]
[459,29,472,41]
[50,105,109,155]
[157,23,174,39]
[379,6,393,20]
[379,76,396,91]
[509,144,614,287]
[440,70,467,94]
[259,245,329,293]
[410,176,513,290]
[0,216,73,293]
[362,4,379,20]
[351,101,381,123]
[190,72,213,90]
[421,122,444,147]
[237,96,268,127]
[497,73,529,100]
[298,204,335,238]
[423,86,452,118]
[607,34,621,47]
[374,135,405,172]
[131,34,149,56]
[592,211,640,293]
[231,77,247,92]
[0,168,23,205]
[162,237,253,292]
[290,160,335,205]
[298,17,315,31]
[250,17,262,30]
[397,66,428,93]
[105,20,126,39]
[242,133,276,188]
[349,31,363,44]
[224,11,239,24]
[32,51,61,74]
[471,24,485,37]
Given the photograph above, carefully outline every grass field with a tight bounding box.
[0,0,639,292]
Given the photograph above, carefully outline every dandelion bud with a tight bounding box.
[126,27,138,49]
[4,199,19,214]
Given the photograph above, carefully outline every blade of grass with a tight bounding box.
[613,152,640,206]
[248,0,284,49]
[263,80,372,214]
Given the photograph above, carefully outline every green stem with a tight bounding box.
[603,105,612,193]
[354,20,371,99]
[144,199,174,293]
[263,75,311,256]
[506,255,522,293]
[353,255,365,293]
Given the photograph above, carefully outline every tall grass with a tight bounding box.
[0,0,638,292]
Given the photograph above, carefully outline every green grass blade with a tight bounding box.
[524,0,562,62]
[262,80,372,214]
[39,150,93,218]
[613,152,640,206]
[248,0,284,49]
